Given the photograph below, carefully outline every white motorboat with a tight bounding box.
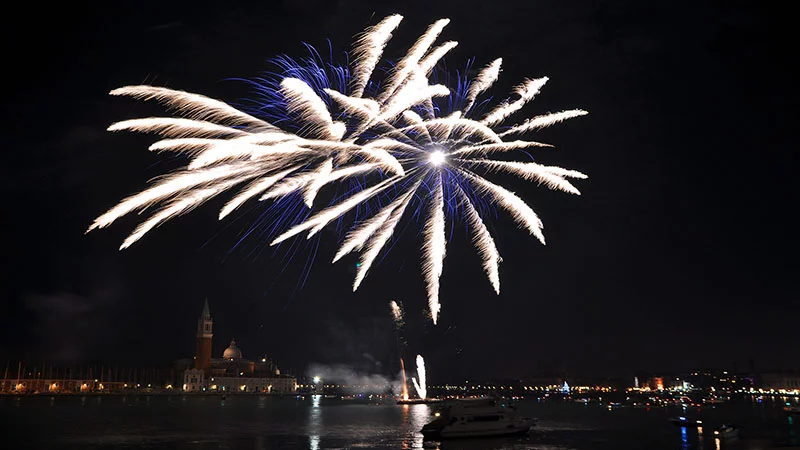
[421,398,536,439]
[713,424,739,439]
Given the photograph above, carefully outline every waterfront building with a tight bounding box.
[520,374,565,389]
[666,377,692,391]
[760,372,800,391]
[1,378,126,393]
[0,363,171,394]
[182,301,297,394]
[641,376,664,391]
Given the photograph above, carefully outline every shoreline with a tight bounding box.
[0,392,303,397]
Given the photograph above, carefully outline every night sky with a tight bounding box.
[2,0,797,380]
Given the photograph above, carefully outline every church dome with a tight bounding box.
[223,339,242,360]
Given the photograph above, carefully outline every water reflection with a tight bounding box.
[401,404,431,449]
[427,436,538,450]
[680,426,689,450]
[308,395,321,450]
[7,395,800,449]
[254,436,265,450]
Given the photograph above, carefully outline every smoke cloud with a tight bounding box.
[307,363,404,394]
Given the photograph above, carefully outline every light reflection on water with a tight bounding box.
[681,426,689,450]
[400,404,430,449]
[2,395,798,450]
[308,395,321,450]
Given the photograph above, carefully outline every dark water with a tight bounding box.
[2,394,798,449]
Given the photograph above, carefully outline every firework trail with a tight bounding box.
[399,357,409,401]
[89,15,587,324]
[411,354,427,400]
[390,300,404,330]
[389,300,407,371]
[389,299,409,399]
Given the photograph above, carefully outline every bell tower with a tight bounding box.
[194,299,213,372]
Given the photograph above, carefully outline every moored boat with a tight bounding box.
[421,398,535,439]
[669,416,704,427]
[713,424,739,439]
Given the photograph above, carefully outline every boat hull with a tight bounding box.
[715,430,739,439]
[422,423,532,440]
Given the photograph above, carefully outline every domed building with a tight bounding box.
[183,301,296,394]
[207,338,280,378]
[223,339,242,361]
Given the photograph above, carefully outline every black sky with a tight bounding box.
[2,0,797,380]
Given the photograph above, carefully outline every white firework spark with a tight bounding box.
[389,300,404,329]
[89,15,587,325]
[462,58,502,113]
[351,14,404,98]
[411,354,427,400]
[422,175,446,323]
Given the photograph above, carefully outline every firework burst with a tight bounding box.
[89,15,587,324]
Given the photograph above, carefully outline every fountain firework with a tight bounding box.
[411,354,427,400]
[399,357,409,401]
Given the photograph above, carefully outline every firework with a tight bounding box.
[89,15,587,324]
[389,300,404,329]
[399,357,409,401]
[411,354,427,400]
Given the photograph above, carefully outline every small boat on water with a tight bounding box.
[713,424,739,439]
[784,405,800,414]
[669,416,704,427]
[421,398,536,440]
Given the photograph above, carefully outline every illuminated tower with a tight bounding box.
[194,300,213,373]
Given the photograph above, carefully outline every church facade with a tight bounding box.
[183,300,297,394]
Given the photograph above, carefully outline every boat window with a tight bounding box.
[468,415,503,422]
